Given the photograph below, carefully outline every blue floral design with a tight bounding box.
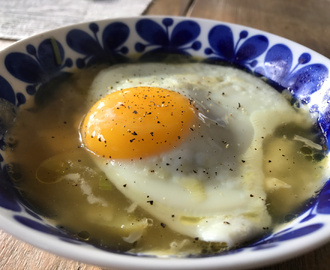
[66,22,130,68]
[0,76,25,107]
[251,223,323,250]
[5,38,73,105]
[0,167,21,212]
[255,44,329,102]
[204,25,269,69]
[14,215,70,237]
[309,92,330,143]
[135,18,201,60]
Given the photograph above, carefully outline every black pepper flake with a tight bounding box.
[250,194,254,197]
[123,184,127,187]
[268,160,272,163]
[130,138,136,143]
[132,131,138,135]
[150,132,154,136]
[171,214,175,218]
[132,110,138,114]
[78,159,81,162]
[160,223,166,228]
[241,160,246,163]
[194,237,199,241]
[147,200,154,205]
[224,221,230,225]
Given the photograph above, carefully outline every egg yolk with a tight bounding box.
[81,87,197,159]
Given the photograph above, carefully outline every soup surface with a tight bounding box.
[4,61,329,256]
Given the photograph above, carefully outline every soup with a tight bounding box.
[4,61,329,256]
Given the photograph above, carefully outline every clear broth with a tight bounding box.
[4,63,328,256]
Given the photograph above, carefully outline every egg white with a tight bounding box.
[84,63,314,247]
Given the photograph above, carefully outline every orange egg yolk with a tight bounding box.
[81,87,197,159]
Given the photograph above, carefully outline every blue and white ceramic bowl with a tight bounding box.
[0,16,329,270]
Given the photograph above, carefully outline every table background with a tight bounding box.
[0,0,329,269]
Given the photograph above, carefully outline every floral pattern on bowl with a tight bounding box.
[0,16,329,270]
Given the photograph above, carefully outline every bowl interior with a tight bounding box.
[0,16,330,269]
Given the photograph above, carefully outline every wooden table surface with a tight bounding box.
[1,0,329,269]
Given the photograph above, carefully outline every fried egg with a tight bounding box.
[80,63,313,247]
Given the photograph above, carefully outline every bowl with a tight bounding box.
[0,16,330,270]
